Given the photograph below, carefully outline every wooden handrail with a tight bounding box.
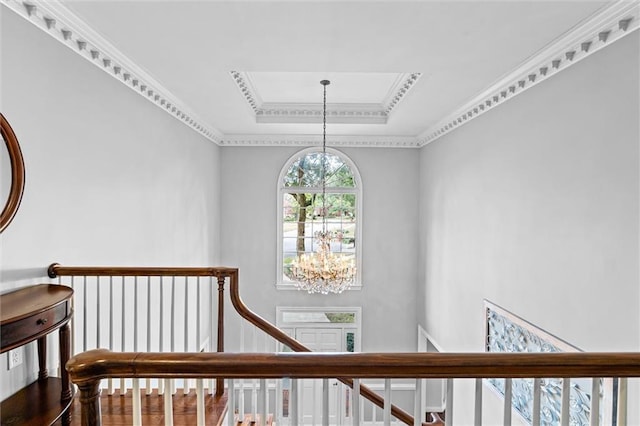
[47,263,238,278]
[68,349,640,426]
[68,349,640,383]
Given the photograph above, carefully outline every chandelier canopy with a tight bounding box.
[290,80,357,294]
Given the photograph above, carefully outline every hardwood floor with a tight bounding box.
[60,388,228,425]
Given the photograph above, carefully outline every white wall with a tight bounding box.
[0,8,221,400]
[418,33,639,423]
[219,146,419,352]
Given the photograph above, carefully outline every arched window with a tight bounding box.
[277,148,362,289]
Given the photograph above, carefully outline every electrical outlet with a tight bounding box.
[7,348,23,370]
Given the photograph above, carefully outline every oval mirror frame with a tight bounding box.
[0,113,25,233]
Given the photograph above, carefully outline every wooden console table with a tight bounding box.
[1,284,74,425]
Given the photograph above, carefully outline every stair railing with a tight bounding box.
[228,271,420,425]
[67,349,640,426]
[48,263,421,425]
[48,263,234,398]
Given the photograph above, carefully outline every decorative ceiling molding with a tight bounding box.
[220,134,421,148]
[382,72,422,115]
[257,103,388,124]
[417,1,639,146]
[230,71,421,124]
[2,0,223,144]
[2,0,637,149]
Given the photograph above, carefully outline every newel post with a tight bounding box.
[78,379,102,426]
[216,274,225,397]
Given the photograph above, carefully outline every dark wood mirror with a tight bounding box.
[0,113,25,233]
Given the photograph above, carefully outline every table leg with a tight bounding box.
[37,335,48,381]
[60,322,73,425]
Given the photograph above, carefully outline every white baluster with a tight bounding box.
[445,378,454,426]
[171,277,177,395]
[252,378,258,424]
[236,319,245,411]
[560,378,570,426]
[120,276,127,394]
[353,379,361,426]
[132,379,142,426]
[184,277,190,395]
[83,275,87,352]
[108,276,114,395]
[503,378,512,426]
[307,378,313,426]
[267,379,271,424]
[252,326,258,422]
[383,378,391,426]
[371,400,376,425]
[196,378,205,426]
[618,378,627,426]
[239,377,245,421]
[474,378,482,426]
[532,378,541,426]
[96,276,100,349]
[209,275,215,395]
[228,379,236,426]
[261,378,268,426]
[170,276,176,353]
[291,379,298,426]
[414,378,422,426]
[146,276,152,395]
[196,277,201,353]
[164,378,174,426]
[159,276,164,395]
[184,276,189,353]
[134,276,138,353]
[323,378,330,426]
[590,378,600,426]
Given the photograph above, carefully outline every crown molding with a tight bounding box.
[220,134,420,148]
[230,70,261,114]
[417,0,639,146]
[230,71,421,124]
[257,103,388,124]
[382,72,422,115]
[2,0,223,144]
[4,0,636,149]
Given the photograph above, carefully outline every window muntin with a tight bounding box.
[278,148,361,288]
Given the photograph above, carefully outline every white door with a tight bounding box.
[296,328,343,425]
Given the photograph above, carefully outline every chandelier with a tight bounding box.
[291,80,357,294]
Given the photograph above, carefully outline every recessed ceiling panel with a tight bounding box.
[231,71,422,124]
[247,72,401,104]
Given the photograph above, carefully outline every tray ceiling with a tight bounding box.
[3,0,637,147]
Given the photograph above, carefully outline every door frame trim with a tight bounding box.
[276,306,362,352]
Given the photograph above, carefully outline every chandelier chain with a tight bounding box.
[322,80,327,225]
[290,79,356,294]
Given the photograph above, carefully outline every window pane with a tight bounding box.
[280,311,356,323]
[325,161,354,188]
[283,153,354,188]
[325,313,356,323]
